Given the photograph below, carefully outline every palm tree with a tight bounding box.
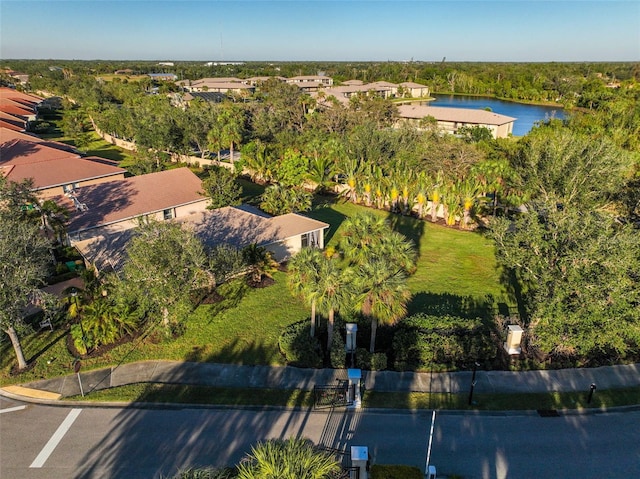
[236,438,341,479]
[314,258,351,351]
[354,259,411,353]
[242,244,279,285]
[443,182,462,226]
[287,248,325,337]
[458,178,482,229]
[218,103,244,165]
[339,212,388,266]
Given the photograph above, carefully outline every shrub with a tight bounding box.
[279,321,323,368]
[330,329,346,369]
[393,313,495,371]
[71,323,95,355]
[370,464,423,479]
[355,348,387,370]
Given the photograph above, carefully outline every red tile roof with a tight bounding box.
[58,168,207,234]
[0,127,78,153]
[1,138,125,190]
[0,87,42,104]
[0,118,25,131]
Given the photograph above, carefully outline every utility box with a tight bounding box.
[347,368,362,409]
[504,324,523,355]
[351,446,369,479]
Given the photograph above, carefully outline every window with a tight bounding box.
[301,233,309,248]
[163,209,173,220]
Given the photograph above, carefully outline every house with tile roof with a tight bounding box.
[180,206,329,262]
[56,167,209,242]
[68,170,329,273]
[0,138,126,197]
[397,104,515,139]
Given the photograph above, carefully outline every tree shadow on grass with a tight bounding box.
[407,291,500,321]
[308,195,348,246]
[385,211,426,256]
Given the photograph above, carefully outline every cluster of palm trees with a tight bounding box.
[287,212,416,355]
[341,159,511,229]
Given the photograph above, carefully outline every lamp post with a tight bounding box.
[345,323,357,368]
[588,383,597,404]
[468,361,480,406]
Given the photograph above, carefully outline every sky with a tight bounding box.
[1,0,639,62]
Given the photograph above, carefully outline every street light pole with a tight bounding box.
[468,361,480,406]
[588,383,597,404]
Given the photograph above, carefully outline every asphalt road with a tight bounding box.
[1,399,639,479]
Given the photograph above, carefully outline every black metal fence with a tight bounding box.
[313,382,353,409]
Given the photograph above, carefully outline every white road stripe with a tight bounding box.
[0,405,26,414]
[29,408,82,468]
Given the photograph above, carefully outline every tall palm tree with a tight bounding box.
[354,259,411,353]
[339,212,388,266]
[287,248,324,337]
[314,258,351,351]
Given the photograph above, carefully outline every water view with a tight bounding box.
[426,94,565,136]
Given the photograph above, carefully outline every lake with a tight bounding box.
[426,94,565,136]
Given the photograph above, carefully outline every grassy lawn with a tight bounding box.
[1,199,512,386]
[308,199,513,318]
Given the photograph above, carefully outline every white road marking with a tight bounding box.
[29,408,82,468]
[0,405,26,414]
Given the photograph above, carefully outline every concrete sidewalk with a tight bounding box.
[2,360,639,402]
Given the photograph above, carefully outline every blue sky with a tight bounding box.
[1,1,638,61]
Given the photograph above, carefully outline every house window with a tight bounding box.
[301,233,309,248]
[163,209,173,220]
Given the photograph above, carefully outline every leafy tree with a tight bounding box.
[119,220,211,331]
[236,438,341,479]
[259,184,312,215]
[490,205,640,364]
[207,244,247,286]
[275,148,309,187]
[513,128,632,210]
[201,166,242,209]
[0,178,54,370]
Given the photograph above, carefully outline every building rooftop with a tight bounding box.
[397,104,516,126]
[56,167,206,234]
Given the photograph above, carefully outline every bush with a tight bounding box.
[279,321,323,368]
[355,348,387,370]
[330,329,346,369]
[370,464,423,479]
[71,323,95,355]
[393,313,495,371]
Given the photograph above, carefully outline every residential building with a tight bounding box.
[56,167,209,242]
[397,104,515,139]
[0,137,126,197]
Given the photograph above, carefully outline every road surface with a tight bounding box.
[1,398,638,478]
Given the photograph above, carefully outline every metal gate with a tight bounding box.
[313,381,353,409]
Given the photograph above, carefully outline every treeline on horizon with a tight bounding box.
[4,59,640,105]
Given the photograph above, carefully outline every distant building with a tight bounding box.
[397,104,515,139]
[148,73,178,81]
